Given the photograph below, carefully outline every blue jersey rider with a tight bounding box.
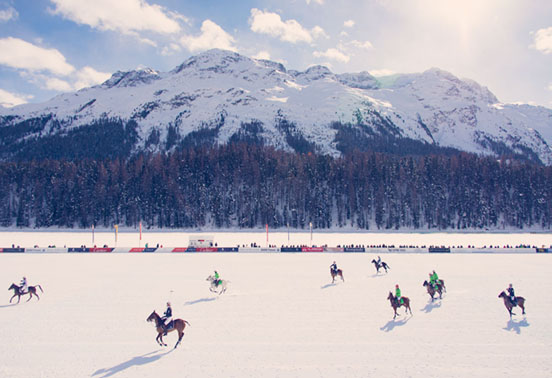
[161,302,173,335]
[330,261,338,274]
[507,283,517,306]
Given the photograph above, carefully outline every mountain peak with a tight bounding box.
[173,49,250,74]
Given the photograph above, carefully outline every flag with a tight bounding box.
[115,224,118,243]
[139,221,142,241]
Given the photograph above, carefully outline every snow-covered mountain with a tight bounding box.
[1,49,551,164]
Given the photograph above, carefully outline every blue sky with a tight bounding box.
[0,0,551,108]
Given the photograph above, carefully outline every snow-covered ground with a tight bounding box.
[1,252,551,378]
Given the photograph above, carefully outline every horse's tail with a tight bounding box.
[185,320,191,326]
[37,285,43,293]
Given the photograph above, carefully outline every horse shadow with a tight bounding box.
[503,317,530,335]
[370,273,386,278]
[380,317,410,332]
[92,349,172,378]
[0,303,17,309]
[184,297,217,306]
[321,283,336,289]
[421,300,442,313]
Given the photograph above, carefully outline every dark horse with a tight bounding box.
[387,292,412,319]
[330,268,344,283]
[8,283,43,304]
[147,310,190,349]
[498,291,526,319]
[371,259,390,274]
[423,280,445,301]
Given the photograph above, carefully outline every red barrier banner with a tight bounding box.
[195,248,218,252]
[89,248,113,253]
[172,248,188,252]
[302,247,324,252]
[130,248,144,252]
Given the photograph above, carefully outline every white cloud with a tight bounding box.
[369,69,395,77]
[311,25,328,39]
[533,27,552,54]
[0,37,75,76]
[49,0,182,35]
[306,0,324,4]
[344,20,355,28]
[0,88,32,108]
[180,20,236,53]
[45,77,73,91]
[349,40,374,50]
[74,66,111,90]
[0,6,18,22]
[548,83,552,91]
[253,51,271,60]
[249,9,323,44]
[313,48,350,63]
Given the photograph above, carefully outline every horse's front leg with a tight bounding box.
[9,294,16,303]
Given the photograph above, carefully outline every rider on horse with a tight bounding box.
[161,302,173,335]
[429,270,439,290]
[376,256,382,265]
[507,283,517,306]
[395,284,402,306]
[20,276,28,293]
[330,261,338,275]
[214,270,221,287]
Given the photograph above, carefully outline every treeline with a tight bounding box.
[0,144,550,230]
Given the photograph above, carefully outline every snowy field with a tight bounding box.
[1,253,551,378]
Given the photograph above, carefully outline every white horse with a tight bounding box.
[206,275,228,295]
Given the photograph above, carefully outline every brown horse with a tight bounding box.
[331,268,344,283]
[146,310,190,349]
[8,283,43,304]
[387,292,412,319]
[423,280,443,301]
[498,291,526,319]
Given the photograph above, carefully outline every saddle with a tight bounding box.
[164,320,174,330]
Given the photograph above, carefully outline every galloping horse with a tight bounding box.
[206,275,228,294]
[8,283,43,304]
[330,268,344,283]
[387,292,412,319]
[423,280,443,301]
[146,310,190,349]
[371,259,390,274]
[498,291,526,318]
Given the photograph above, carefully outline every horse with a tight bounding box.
[371,259,390,274]
[387,292,412,319]
[330,268,344,283]
[146,310,190,349]
[206,275,228,294]
[423,280,443,301]
[498,291,526,319]
[8,283,43,304]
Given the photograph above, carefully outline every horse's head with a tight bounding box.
[498,291,506,298]
[146,310,158,323]
[8,283,16,291]
[423,280,428,286]
[206,275,213,281]
[387,292,393,300]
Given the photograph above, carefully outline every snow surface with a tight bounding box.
[1,251,551,377]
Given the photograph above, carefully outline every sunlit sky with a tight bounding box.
[0,0,551,108]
